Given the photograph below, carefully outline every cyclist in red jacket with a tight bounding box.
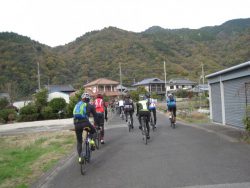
[94,93,108,144]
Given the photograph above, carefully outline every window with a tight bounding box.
[170,85,174,89]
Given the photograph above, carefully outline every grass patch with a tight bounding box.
[0,131,75,188]
[178,111,210,124]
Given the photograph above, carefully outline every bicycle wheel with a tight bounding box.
[141,117,148,145]
[80,143,86,175]
[128,120,131,132]
[172,115,176,129]
[85,141,91,163]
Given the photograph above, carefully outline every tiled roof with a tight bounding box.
[45,85,75,93]
[84,78,119,87]
[133,78,165,86]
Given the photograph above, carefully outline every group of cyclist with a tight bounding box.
[73,91,176,163]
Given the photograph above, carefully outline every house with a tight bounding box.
[45,85,76,104]
[13,100,32,110]
[167,78,197,92]
[192,84,209,94]
[45,85,75,95]
[132,78,166,96]
[206,61,250,128]
[83,78,120,97]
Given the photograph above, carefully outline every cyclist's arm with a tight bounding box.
[136,102,139,115]
[89,104,98,125]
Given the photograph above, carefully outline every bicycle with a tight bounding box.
[141,116,149,145]
[127,113,133,132]
[169,110,175,129]
[80,130,92,175]
[149,111,156,131]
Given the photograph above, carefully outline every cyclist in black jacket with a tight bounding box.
[124,93,135,128]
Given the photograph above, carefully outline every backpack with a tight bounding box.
[73,101,88,119]
[94,98,104,113]
[124,98,133,110]
[167,97,176,107]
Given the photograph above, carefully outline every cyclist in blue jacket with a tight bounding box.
[166,93,177,124]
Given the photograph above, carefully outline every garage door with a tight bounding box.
[224,76,250,128]
[211,83,222,123]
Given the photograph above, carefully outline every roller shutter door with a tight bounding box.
[224,76,250,128]
[211,83,222,123]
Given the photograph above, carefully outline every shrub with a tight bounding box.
[41,106,57,119]
[243,105,250,132]
[0,109,17,123]
[18,104,39,122]
[48,98,67,113]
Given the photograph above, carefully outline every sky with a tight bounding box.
[1,0,250,47]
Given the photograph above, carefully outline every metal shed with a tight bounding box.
[206,61,250,128]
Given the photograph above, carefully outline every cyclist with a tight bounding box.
[148,94,157,127]
[118,97,125,117]
[124,93,135,128]
[167,93,177,124]
[73,93,97,163]
[94,93,108,144]
[136,93,151,139]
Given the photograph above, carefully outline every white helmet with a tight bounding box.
[81,93,90,99]
[168,93,173,97]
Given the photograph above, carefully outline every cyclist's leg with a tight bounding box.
[74,122,84,157]
[138,113,142,129]
[99,113,105,143]
[153,108,157,125]
[146,113,150,137]
[130,111,133,127]
[125,110,128,122]
[83,121,97,150]
[173,106,177,123]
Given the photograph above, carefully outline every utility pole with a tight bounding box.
[119,62,122,96]
[164,61,167,100]
[201,63,205,85]
[37,61,41,91]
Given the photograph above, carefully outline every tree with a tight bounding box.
[0,98,9,109]
[66,88,84,117]
[33,89,48,110]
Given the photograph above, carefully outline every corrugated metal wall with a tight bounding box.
[211,83,222,123]
[224,77,250,128]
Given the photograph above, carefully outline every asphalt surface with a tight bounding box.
[27,112,250,188]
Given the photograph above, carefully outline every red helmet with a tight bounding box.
[96,93,103,99]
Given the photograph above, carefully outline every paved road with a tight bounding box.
[31,112,250,188]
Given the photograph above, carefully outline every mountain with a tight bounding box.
[0,18,250,100]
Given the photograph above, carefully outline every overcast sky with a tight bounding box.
[1,0,249,47]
